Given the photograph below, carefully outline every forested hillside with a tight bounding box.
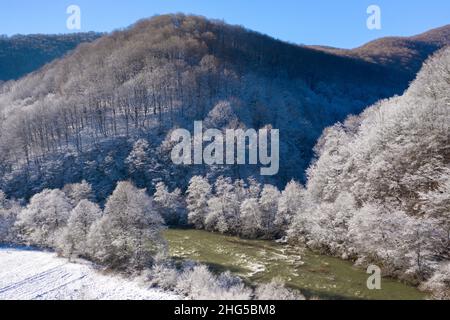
[288,47,450,298]
[163,47,449,298]
[1,14,446,200]
[2,47,447,295]
[314,24,450,76]
[0,33,101,81]
[0,14,449,299]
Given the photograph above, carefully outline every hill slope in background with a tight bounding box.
[313,24,450,75]
[0,14,448,200]
[0,33,101,81]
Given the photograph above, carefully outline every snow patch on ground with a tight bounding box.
[0,247,180,300]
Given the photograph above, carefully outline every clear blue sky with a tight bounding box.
[0,0,449,48]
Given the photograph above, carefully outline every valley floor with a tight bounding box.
[0,247,179,300]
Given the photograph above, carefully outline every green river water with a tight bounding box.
[164,229,427,300]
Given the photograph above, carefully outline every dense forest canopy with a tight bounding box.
[0,33,101,81]
[0,14,448,201]
[0,14,449,299]
[288,48,450,296]
[177,48,450,298]
[2,48,448,295]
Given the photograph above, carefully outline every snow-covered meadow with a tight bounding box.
[0,247,179,300]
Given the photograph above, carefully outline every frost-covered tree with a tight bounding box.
[255,278,305,300]
[258,185,280,238]
[275,181,305,235]
[146,263,180,291]
[125,139,155,189]
[0,191,21,243]
[247,177,262,199]
[205,177,240,234]
[305,124,353,204]
[87,181,164,269]
[308,193,355,255]
[348,205,412,267]
[58,200,102,258]
[420,176,450,257]
[421,262,450,299]
[401,217,445,280]
[221,179,242,232]
[186,176,212,229]
[16,189,72,247]
[239,198,262,239]
[63,180,94,206]
[205,197,227,233]
[349,208,445,280]
[176,265,252,300]
[233,179,249,204]
[153,182,187,226]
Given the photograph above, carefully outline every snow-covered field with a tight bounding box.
[0,247,179,300]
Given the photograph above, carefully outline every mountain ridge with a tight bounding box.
[0,14,449,200]
[0,32,102,81]
[310,24,450,74]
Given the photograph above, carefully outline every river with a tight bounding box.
[164,229,426,300]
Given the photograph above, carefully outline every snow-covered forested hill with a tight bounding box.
[0,33,101,81]
[2,15,448,201]
[150,47,449,298]
[0,14,449,300]
[0,247,179,300]
[287,47,450,298]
